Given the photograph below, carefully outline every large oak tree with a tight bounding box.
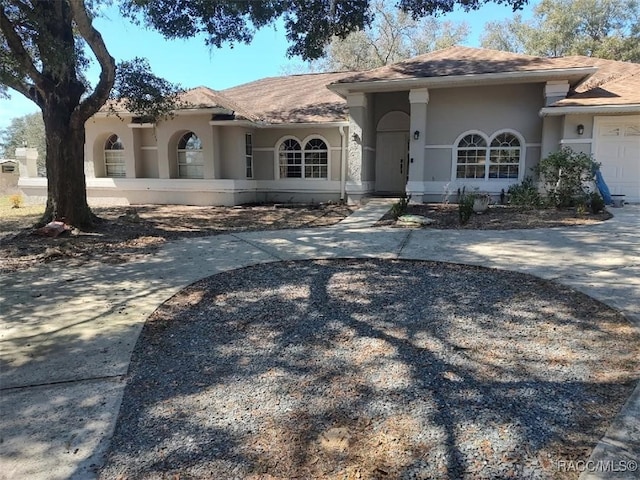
[0,0,527,228]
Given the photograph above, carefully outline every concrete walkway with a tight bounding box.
[1,201,638,479]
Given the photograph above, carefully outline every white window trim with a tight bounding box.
[245,132,254,179]
[451,129,525,182]
[177,132,204,179]
[104,134,126,178]
[274,134,331,180]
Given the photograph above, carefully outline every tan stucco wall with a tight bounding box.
[426,84,544,145]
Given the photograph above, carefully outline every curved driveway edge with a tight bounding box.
[0,204,638,479]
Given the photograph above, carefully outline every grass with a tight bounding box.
[0,194,45,236]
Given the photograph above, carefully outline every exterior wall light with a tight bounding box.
[577,124,585,135]
[414,130,420,140]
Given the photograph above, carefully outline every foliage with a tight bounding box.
[317,1,469,71]
[533,148,600,208]
[507,177,542,208]
[481,0,640,62]
[9,193,22,208]
[391,194,411,219]
[0,112,45,174]
[458,191,475,225]
[589,192,606,213]
[109,58,186,123]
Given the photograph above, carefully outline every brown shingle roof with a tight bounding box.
[332,46,592,84]
[553,56,640,107]
[222,72,352,124]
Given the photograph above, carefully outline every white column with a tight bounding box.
[408,88,429,203]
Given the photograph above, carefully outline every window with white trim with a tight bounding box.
[104,134,125,177]
[177,132,204,179]
[456,133,487,179]
[279,138,302,178]
[455,131,522,180]
[278,137,329,179]
[303,138,328,179]
[245,133,253,178]
[489,133,520,179]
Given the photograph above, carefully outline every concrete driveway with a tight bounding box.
[1,203,638,479]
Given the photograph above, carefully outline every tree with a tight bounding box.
[318,1,470,71]
[1,0,527,228]
[0,112,46,174]
[481,0,640,61]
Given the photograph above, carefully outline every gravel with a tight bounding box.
[99,259,640,480]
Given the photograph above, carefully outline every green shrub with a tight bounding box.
[391,195,410,219]
[589,192,606,213]
[507,177,541,208]
[458,193,474,225]
[533,148,600,208]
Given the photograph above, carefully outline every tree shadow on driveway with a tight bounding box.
[99,259,640,479]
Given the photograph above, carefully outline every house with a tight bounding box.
[18,46,640,205]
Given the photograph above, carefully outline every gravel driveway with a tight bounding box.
[99,259,639,480]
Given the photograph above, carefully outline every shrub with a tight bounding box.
[458,193,474,225]
[9,194,23,208]
[507,177,541,208]
[589,192,606,214]
[391,195,410,219]
[533,148,600,208]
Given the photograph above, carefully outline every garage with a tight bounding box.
[594,115,640,203]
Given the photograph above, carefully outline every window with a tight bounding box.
[104,134,125,177]
[177,132,203,179]
[245,133,253,178]
[1,163,15,173]
[303,138,328,179]
[456,133,487,179]
[455,131,522,180]
[279,138,302,178]
[489,133,520,179]
[278,137,329,179]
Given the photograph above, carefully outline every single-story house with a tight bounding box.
[19,46,640,205]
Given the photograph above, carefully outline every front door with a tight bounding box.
[375,131,409,194]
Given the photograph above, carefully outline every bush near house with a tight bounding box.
[534,148,600,208]
[507,177,542,208]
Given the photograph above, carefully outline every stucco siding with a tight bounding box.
[219,126,248,179]
[426,84,544,145]
[423,148,452,182]
[373,91,410,130]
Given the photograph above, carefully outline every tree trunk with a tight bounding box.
[41,100,95,228]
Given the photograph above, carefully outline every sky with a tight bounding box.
[0,1,534,132]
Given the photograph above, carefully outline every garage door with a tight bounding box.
[594,115,640,203]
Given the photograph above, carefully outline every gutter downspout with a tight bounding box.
[339,125,347,202]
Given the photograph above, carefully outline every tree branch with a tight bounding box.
[0,6,49,91]
[68,0,115,123]
[0,70,32,100]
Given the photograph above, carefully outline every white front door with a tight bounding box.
[594,116,640,202]
[375,131,409,194]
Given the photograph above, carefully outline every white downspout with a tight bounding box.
[339,125,347,202]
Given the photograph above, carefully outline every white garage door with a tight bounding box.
[594,115,640,203]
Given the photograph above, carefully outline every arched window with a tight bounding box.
[177,132,203,179]
[455,131,523,180]
[489,133,521,179]
[303,138,328,179]
[104,134,125,177]
[456,133,487,179]
[278,137,329,179]
[279,138,302,178]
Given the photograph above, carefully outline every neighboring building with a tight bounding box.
[19,46,640,205]
[0,158,19,191]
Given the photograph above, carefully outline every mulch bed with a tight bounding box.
[0,203,355,272]
[377,203,612,229]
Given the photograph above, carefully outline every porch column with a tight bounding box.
[408,88,429,203]
[346,92,371,204]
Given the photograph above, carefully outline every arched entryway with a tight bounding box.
[375,111,410,194]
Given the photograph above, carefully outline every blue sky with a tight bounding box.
[0,2,534,131]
